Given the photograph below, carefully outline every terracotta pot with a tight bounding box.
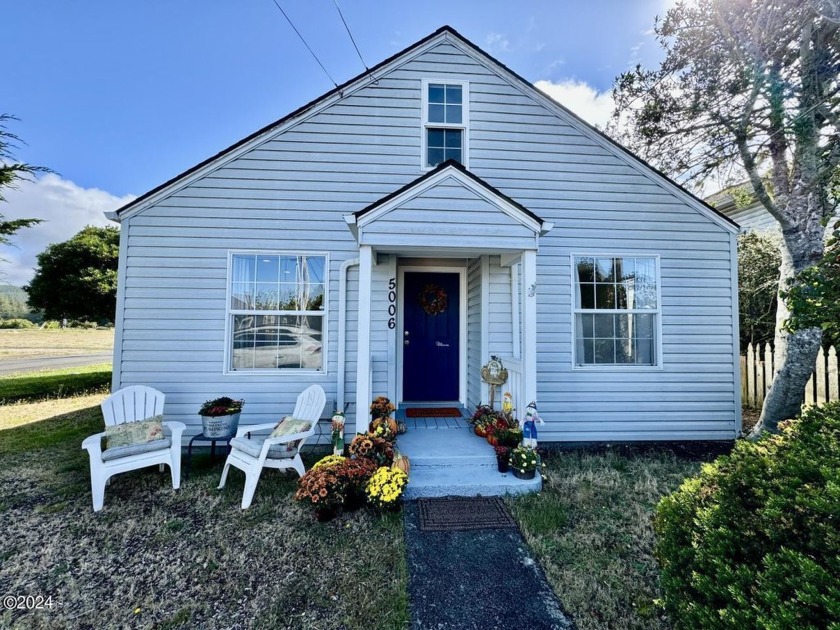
[512,468,536,480]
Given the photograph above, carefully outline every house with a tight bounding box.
[706,186,779,233]
[107,25,742,444]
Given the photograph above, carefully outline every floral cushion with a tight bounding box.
[269,416,311,439]
[104,415,165,450]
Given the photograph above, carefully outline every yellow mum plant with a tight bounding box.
[365,466,408,510]
[312,454,346,470]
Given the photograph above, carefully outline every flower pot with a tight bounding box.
[512,467,536,480]
[314,505,340,522]
[497,459,510,473]
[200,412,240,438]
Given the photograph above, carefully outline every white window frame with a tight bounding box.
[224,250,330,375]
[570,252,663,371]
[421,78,470,170]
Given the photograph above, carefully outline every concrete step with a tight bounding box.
[404,465,541,499]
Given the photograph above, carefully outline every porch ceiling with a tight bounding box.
[344,160,552,253]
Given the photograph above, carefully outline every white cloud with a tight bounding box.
[485,33,511,53]
[0,174,134,286]
[534,79,615,129]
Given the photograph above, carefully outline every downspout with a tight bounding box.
[337,258,360,412]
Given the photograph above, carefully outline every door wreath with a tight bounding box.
[418,283,448,316]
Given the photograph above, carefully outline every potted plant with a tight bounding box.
[294,463,347,521]
[370,395,396,420]
[348,433,396,467]
[198,397,244,438]
[470,404,494,436]
[494,445,511,473]
[497,426,523,448]
[365,466,408,512]
[336,457,378,510]
[509,445,539,480]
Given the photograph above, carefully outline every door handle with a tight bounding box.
[435,341,450,347]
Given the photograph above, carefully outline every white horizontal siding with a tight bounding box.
[116,37,738,442]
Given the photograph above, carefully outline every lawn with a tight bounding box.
[0,328,114,359]
[0,363,112,404]
[507,445,726,630]
[0,394,409,629]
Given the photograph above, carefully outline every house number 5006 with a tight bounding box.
[388,278,397,329]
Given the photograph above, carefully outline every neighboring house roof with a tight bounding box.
[109,25,738,233]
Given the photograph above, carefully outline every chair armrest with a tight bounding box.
[262,430,313,447]
[164,421,186,444]
[82,432,106,458]
[235,422,278,438]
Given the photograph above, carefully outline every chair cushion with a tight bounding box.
[229,436,298,460]
[269,416,311,438]
[102,437,172,462]
[104,415,165,450]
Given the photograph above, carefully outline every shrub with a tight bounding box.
[654,403,840,629]
[0,318,36,329]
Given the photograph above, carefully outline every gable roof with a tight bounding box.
[353,159,546,229]
[110,25,738,233]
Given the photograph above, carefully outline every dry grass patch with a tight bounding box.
[0,329,113,359]
[507,446,727,630]
[0,397,408,629]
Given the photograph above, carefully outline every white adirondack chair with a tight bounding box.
[218,384,326,509]
[82,386,185,512]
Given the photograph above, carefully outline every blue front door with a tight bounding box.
[403,271,460,401]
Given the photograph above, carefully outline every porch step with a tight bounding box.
[398,425,542,499]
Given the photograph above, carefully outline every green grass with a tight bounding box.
[0,363,111,403]
[0,395,409,630]
[507,447,721,630]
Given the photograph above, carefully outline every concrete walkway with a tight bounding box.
[404,501,574,630]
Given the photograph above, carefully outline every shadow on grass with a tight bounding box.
[0,404,102,456]
[0,366,111,403]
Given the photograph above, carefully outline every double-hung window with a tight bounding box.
[228,253,327,371]
[422,79,468,168]
[573,255,660,367]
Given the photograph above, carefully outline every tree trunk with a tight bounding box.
[752,209,824,436]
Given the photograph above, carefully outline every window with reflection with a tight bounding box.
[228,253,326,371]
[573,255,659,366]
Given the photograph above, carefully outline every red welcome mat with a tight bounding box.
[405,407,463,418]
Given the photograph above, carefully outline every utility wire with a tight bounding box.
[270,0,340,90]
[332,0,376,83]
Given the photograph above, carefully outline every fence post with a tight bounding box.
[746,343,756,408]
[829,346,839,404]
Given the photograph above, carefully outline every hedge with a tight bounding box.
[655,403,840,629]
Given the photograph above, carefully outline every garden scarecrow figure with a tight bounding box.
[502,391,514,419]
[331,411,345,456]
[522,401,544,448]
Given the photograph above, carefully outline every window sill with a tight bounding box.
[571,364,663,372]
[223,369,329,376]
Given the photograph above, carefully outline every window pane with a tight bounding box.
[615,338,634,364]
[256,256,279,283]
[428,84,445,103]
[427,147,444,167]
[231,283,253,310]
[634,258,657,308]
[576,257,594,283]
[429,104,445,123]
[595,283,615,309]
[593,314,614,338]
[615,283,628,309]
[444,147,462,163]
[593,339,615,364]
[445,84,462,104]
[444,129,462,148]
[254,283,279,310]
[427,128,444,147]
[231,255,256,284]
[232,314,322,370]
[578,313,594,337]
[577,283,594,309]
[595,258,615,282]
[305,256,325,284]
[634,337,655,365]
[635,313,655,338]
[446,104,462,124]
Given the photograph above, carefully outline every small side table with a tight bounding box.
[185,432,235,479]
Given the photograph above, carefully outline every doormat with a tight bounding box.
[418,497,517,532]
[406,407,463,418]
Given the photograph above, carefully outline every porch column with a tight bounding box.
[355,245,373,434]
[522,249,538,406]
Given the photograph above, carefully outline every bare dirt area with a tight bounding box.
[0,329,114,360]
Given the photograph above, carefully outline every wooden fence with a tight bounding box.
[741,343,840,409]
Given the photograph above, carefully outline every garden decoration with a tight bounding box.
[480,356,508,409]
[509,445,539,480]
[198,396,244,438]
[494,445,511,473]
[331,411,345,456]
[366,466,408,511]
[295,463,346,521]
[418,283,448,316]
[522,401,544,449]
[502,391,514,418]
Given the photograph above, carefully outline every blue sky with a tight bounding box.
[1,0,672,284]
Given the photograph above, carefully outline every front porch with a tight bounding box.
[396,405,542,499]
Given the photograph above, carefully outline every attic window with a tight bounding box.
[422,79,469,169]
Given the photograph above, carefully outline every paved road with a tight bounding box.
[0,352,113,376]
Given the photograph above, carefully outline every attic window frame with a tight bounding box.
[421,78,469,170]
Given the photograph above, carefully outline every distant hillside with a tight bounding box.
[0,284,36,320]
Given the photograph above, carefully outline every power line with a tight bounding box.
[269,0,339,91]
[332,0,376,83]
